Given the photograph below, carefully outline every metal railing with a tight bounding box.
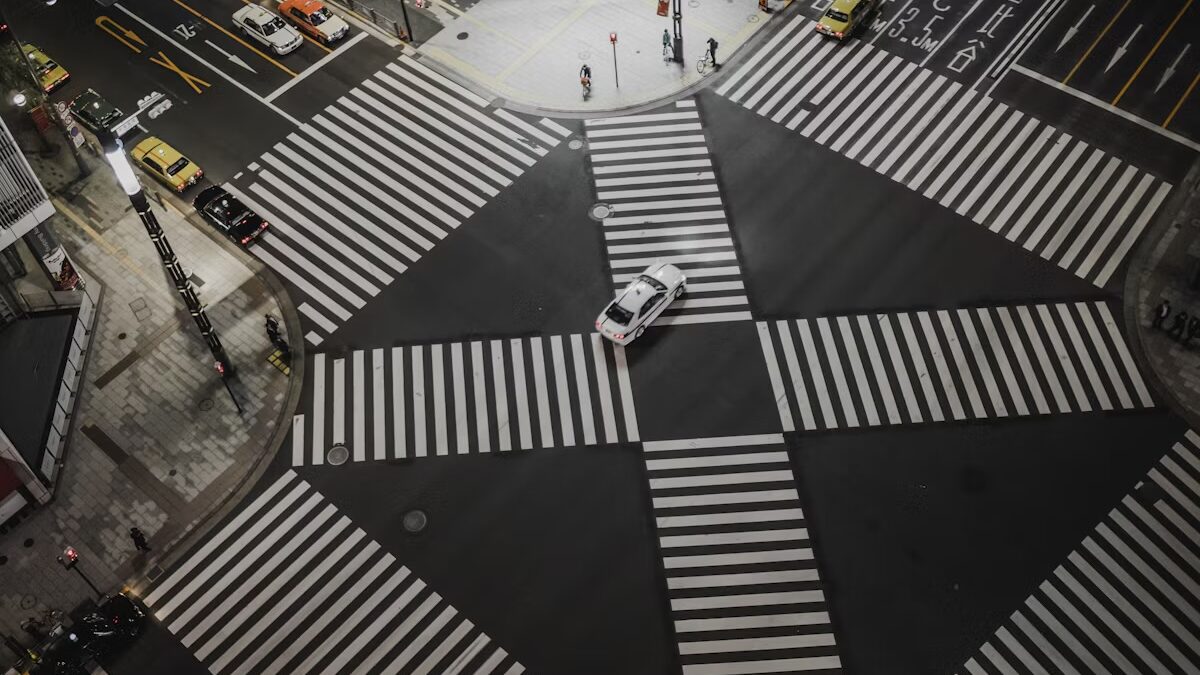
[337,0,411,41]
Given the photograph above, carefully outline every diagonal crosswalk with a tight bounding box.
[584,100,753,325]
[757,301,1153,431]
[716,14,1174,288]
[642,433,840,673]
[960,430,1200,674]
[142,471,525,675]
[291,333,640,465]
[227,54,570,346]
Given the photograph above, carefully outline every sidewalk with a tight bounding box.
[1127,157,1200,429]
[414,0,788,113]
[0,140,301,647]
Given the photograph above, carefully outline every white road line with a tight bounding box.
[551,336,575,446]
[1077,171,1152,277]
[312,356,326,464]
[530,337,554,448]
[265,31,368,102]
[1095,301,1153,406]
[1006,140,1086,243]
[996,306,1049,414]
[571,334,596,445]
[412,346,427,456]
[797,319,837,428]
[878,314,922,423]
[353,351,365,461]
[918,311,965,420]
[1096,183,1172,286]
[590,335,619,444]
[817,317,858,427]
[372,349,386,460]
[839,316,879,425]
[472,341,491,452]
[858,315,900,424]
[491,340,511,451]
[1017,306,1071,413]
[1024,148,1105,252]
[758,322,797,432]
[957,310,1007,417]
[898,313,944,422]
[291,415,304,467]
[432,344,448,455]
[642,434,783,452]
[979,127,1060,228]
[393,346,406,458]
[452,343,469,453]
[332,357,346,445]
[1075,303,1131,408]
[1041,156,1121,260]
[1053,304,1109,410]
[510,339,533,450]
[613,344,639,442]
[938,310,985,418]
[652,488,799,509]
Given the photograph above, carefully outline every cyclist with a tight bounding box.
[579,63,592,94]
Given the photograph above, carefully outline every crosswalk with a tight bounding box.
[960,430,1200,674]
[716,14,1174,288]
[757,301,1153,432]
[142,471,524,675]
[642,433,840,673]
[292,333,640,465]
[227,54,570,346]
[584,100,753,325]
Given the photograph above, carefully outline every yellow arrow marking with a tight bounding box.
[150,51,213,94]
[95,15,147,53]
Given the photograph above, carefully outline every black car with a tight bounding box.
[68,89,124,134]
[89,593,146,642]
[193,185,269,247]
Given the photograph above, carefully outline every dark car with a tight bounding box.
[68,89,124,134]
[193,185,268,247]
[90,593,145,641]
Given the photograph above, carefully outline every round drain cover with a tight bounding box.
[457,32,469,40]
[590,203,613,220]
[327,444,349,465]
[568,139,584,150]
[199,399,214,411]
[402,509,428,533]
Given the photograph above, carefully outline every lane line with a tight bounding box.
[265,31,368,102]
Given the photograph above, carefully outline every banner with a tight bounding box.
[23,224,81,291]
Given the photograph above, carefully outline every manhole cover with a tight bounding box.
[748,13,760,23]
[117,332,127,340]
[327,444,349,465]
[23,538,33,548]
[568,139,584,150]
[19,595,36,609]
[168,469,177,477]
[590,203,614,220]
[199,399,214,411]
[402,509,428,533]
[456,31,469,40]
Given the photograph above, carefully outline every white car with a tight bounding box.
[233,5,304,55]
[595,263,686,345]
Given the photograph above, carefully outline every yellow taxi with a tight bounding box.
[21,44,69,93]
[815,0,876,41]
[130,137,204,192]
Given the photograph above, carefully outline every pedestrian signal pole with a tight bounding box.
[672,0,683,63]
[610,32,620,88]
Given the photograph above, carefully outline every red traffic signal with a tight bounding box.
[215,360,225,375]
[58,546,79,568]
[609,32,618,44]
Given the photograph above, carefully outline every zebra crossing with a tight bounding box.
[292,333,639,465]
[642,433,840,673]
[584,100,753,325]
[716,14,1174,288]
[757,301,1153,432]
[142,471,524,675]
[960,430,1200,674]
[226,54,571,346]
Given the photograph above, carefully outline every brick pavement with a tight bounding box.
[0,142,301,650]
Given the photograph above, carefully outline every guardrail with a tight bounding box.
[336,0,411,41]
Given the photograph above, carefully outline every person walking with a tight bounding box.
[130,527,150,553]
[1185,315,1200,348]
[1152,299,1171,329]
[1168,311,1188,340]
[706,37,719,68]
[662,29,672,58]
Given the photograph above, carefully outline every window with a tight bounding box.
[640,293,665,317]
[635,274,667,292]
[605,303,634,325]
[309,7,332,25]
[825,9,849,21]
[290,7,306,20]
[142,157,162,173]
[166,157,191,176]
[244,18,260,33]
[263,17,285,35]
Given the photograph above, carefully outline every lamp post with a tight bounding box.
[671,0,683,63]
[98,131,241,412]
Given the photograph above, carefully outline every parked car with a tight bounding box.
[233,4,304,55]
[21,44,68,93]
[68,89,125,134]
[279,0,349,44]
[194,185,268,247]
[130,136,203,192]
[595,262,686,345]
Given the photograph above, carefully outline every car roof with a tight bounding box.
[284,0,326,10]
[132,137,181,163]
[829,0,861,10]
[616,280,656,312]
[194,185,226,207]
[239,5,277,23]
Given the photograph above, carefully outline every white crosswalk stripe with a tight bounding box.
[717,14,1174,289]
[757,301,1152,432]
[585,100,753,326]
[141,471,524,675]
[960,431,1200,675]
[293,333,639,465]
[642,434,840,673]
[227,54,570,346]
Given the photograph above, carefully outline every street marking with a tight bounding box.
[1155,43,1190,93]
[1113,0,1191,104]
[1063,0,1129,84]
[95,15,146,53]
[149,51,213,94]
[1104,24,1142,73]
[205,39,256,74]
[1164,69,1200,128]
[1057,3,1093,51]
[170,0,298,77]
[265,31,368,103]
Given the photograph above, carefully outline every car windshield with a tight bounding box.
[635,274,667,292]
[309,8,332,24]
[210,197,248,225]
[34,60,57,75]
[263,17,286,34]
[605,303,634,325]
[166,157,190,175]
[824,9,849,21]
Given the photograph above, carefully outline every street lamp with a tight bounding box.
[671,0,683,63]
[57,546,102,599]
[98,131,242,413]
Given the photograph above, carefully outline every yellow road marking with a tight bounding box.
[53,198,157,287]
[1163,68,1199,127]
[1063,0,1129,85]
[150,51,213,94]
[171,0,299,77]
[1112,0,1193,105]
[239,0,332,53]
[95,16,147,53]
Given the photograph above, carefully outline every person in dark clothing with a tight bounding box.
[130,527,150,553]
[1152,299,1171,329]
[706,37,719,68]
[1185,316,1200,347]
[1167,311,1188,340]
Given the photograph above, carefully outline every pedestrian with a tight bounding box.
[130,527,150,553]
[1168,311,1188,340]
[706,37,719,68]
[662,29,672,58]
[1185,316,1200,347]
[1152,299,1171,329]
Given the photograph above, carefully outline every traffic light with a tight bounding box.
[58,546,79,569]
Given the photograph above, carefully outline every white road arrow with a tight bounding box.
[1057,4,1094,52]
[1106,24,1141,72]
[1155,43,1191,92]
[205,39,256,74]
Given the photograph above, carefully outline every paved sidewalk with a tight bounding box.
[416,0,788,112]
[0,142,301,648]
[1127,157,1200,428]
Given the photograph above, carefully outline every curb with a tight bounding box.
[1123,155,1200,431]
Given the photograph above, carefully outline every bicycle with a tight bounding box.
[696,52,715,75]
[580,75,592,98]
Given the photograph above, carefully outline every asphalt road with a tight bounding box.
[17,1,1200,674]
